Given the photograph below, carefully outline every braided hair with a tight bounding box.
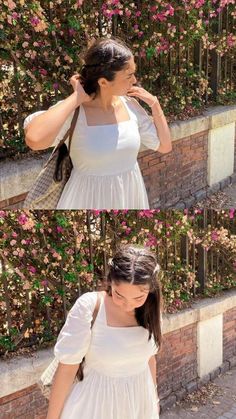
[79,36,133,96]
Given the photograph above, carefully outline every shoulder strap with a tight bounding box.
[91,291,102,328]
[54,106,80,153]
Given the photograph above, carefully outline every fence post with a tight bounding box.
[86,211,95,290]
[209,10,222,99]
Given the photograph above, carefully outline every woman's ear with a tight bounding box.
[98,77,109,89]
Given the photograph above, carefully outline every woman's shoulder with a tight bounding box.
[76,290,98,305]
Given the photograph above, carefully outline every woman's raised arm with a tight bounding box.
[25,75,92,151]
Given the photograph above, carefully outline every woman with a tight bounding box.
[46,245,163,419]
[24,37,172,209]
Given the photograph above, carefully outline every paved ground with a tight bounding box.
[198,184,236,208]
[161,366,236,418]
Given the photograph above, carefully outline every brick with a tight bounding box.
[172,201,185,209]
[220,361,230,374]
[175,387,188,401]
[186,380,198,393]
[230,173,236,184]
[210,367,221,381]
[184,196,196,208]
[160,394,177,411]
[229,355,236,368]
[195,189,207,201]
[220,177,231,190]
[0,199,9,209]
[9,192,28,205]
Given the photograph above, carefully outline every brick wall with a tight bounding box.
[0,193,27,210]
[223,307,236,361]
[138,130,208,208]
[0,384,48,419]
[156,323,198,408]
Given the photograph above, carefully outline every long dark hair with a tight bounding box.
[79,36,133,96]
[106,245,163,351]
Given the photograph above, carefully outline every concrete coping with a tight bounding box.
[163,288,236,334]
[0,152,50,201]
[170,103,236,141]
[1,289,235,398]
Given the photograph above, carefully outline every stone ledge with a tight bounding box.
[163,289,236,334]
[0,152,50,201]
[170,104,236,141]
[0,347,54,398]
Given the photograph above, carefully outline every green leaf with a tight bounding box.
[64,272,77,283]
[68,16,81,30]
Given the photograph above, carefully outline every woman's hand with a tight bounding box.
[127,85,157,108]
[69,74,95,105]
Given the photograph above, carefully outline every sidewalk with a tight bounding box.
[198,183,236,208]
[160,366,236,419]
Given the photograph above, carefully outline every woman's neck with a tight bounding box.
[92,94,120,112]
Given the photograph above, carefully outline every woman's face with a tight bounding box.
[111,281,150,313]
[99,56,138,96]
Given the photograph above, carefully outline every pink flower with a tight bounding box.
[56,226,63,233]
[18,213,28,225]
[125,227,131,235]
[41,280,48,286]
[31,17,40,26]
[28,266,36,273]
[211,231,219,241]
[0,211,6,218]
[125,9,132,17]
[10,239,17,246]
[69,28,76,36]
[112,210,119,215]
[229,208,235,219]
[93,210,102,216]
[12,232,18,238]
[39,68,47,76]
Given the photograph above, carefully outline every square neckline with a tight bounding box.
[81,96,133,128]
[99,291,142,330]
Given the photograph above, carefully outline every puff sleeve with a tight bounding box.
[128,97,160,152]
[54,292,97,364]
[23,100,74,148]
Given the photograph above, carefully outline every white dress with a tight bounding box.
[54,291,159,419]
[24,96,160,209]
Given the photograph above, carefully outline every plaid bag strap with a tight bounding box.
[54,106,80,153]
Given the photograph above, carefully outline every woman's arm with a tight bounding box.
[25,93,81,151]
[46,362,79,419]
[150,99,172,154]
[148,356,160,415]
[25,74,92,151]
[127,87,172,154]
